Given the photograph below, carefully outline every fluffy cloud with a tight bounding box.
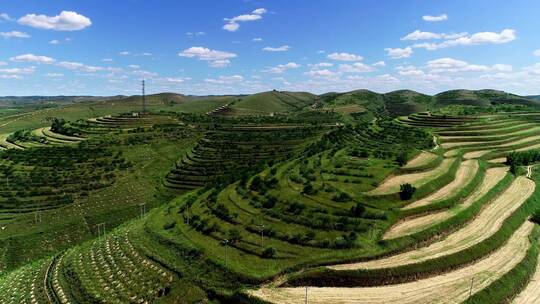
[0,31,30,38]
[205,75,244,84]
[308,62,334,69]
[223,8,266,32]
[305,69,337,77]
[102,58,113,62]
[56,61,116,73]
[119,51,131,56]
[0,66,35,75]
[0,13,13,22]
[179,46,237,67]
[49,39,60,44]
[327,52,363,61]
[421,58,513,74]
[385,47,413,59]
[422,14,448,22]
[262,45,290,52]
[401,30,467,41]
[128,64,140,69]
[10,54,55,64]
[18,11,91,31]
[267,62,300,73]
[413,29,517,50]
[373,61,386,67]
[253,38,263,42]
[534,49,540,57]
[339,63,374,73]
[46,73,63,77]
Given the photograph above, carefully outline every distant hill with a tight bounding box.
[107,92,189,106]
[229,90,316,115]
[433,89,535,106]
[526,95,540,101]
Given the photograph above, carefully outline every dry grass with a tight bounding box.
[368,158,455,195]
[250,222,534,304]
[403,151,438,169]
[512,246,540,304]
[384,167,508,239]
[332,176,534,270]
[404,160,478,210]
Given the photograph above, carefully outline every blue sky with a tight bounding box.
[1,0,540,96]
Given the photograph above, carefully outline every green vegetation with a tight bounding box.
[1,90,540,303]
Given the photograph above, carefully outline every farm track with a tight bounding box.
[251,222,534,304]
[331,176,534,270]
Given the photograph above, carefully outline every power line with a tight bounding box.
[142,79,146,114]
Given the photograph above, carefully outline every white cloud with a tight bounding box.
[308,62,334,69]
[205,75,244,84]
[0,13,13,22]
[373,61,386,67]
[317,50,326,54]
[0,31,30,38]
[267,62,300,73]
[253,38,263,42]
[102,58,113,62]
[262,45,290,52]
[534,49,540,57]
[18,11,91,31]
[0,61,6,66]
[425,58,512,74]
[137,52,152,56]
[49,39,60,44]
[209,60,231,68]
[119,51,131,56]
[162,77,190,83]
[179,46,237,67]
[187,31,206,36]
[46,73,63,77]
[339,63,375,73]
[401,30,467,41]
[0,74,22,79]
[56,61,115,73]
[223,22,240,32]
[397,66,425,77]
[223,8,266,32]
[10,54,55,64]
[128,64,140,69]
[385,47,413,59]
[422,14,448,22]
[0,66,35,75]
[305,69,337,77]
[327,52,363,61]
[413,29,517,50]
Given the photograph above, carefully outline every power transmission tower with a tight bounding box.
[141,79,146,114]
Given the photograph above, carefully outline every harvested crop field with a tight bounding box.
[251,222,534,304]
[384,166,508,239]
[332,176,534,270]
[404,159,478,210]
[368,158,455,195]
[402,151,438,169]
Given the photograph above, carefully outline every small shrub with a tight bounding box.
[163,220,176,230]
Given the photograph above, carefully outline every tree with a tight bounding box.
[396,152,408,167]
[261,247,276,258]
[399,183,416,200]
[228,228,242,244]
[350,203,365,217]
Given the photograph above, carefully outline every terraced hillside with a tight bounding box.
[2,104,540,303]
[249,112,540,303]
